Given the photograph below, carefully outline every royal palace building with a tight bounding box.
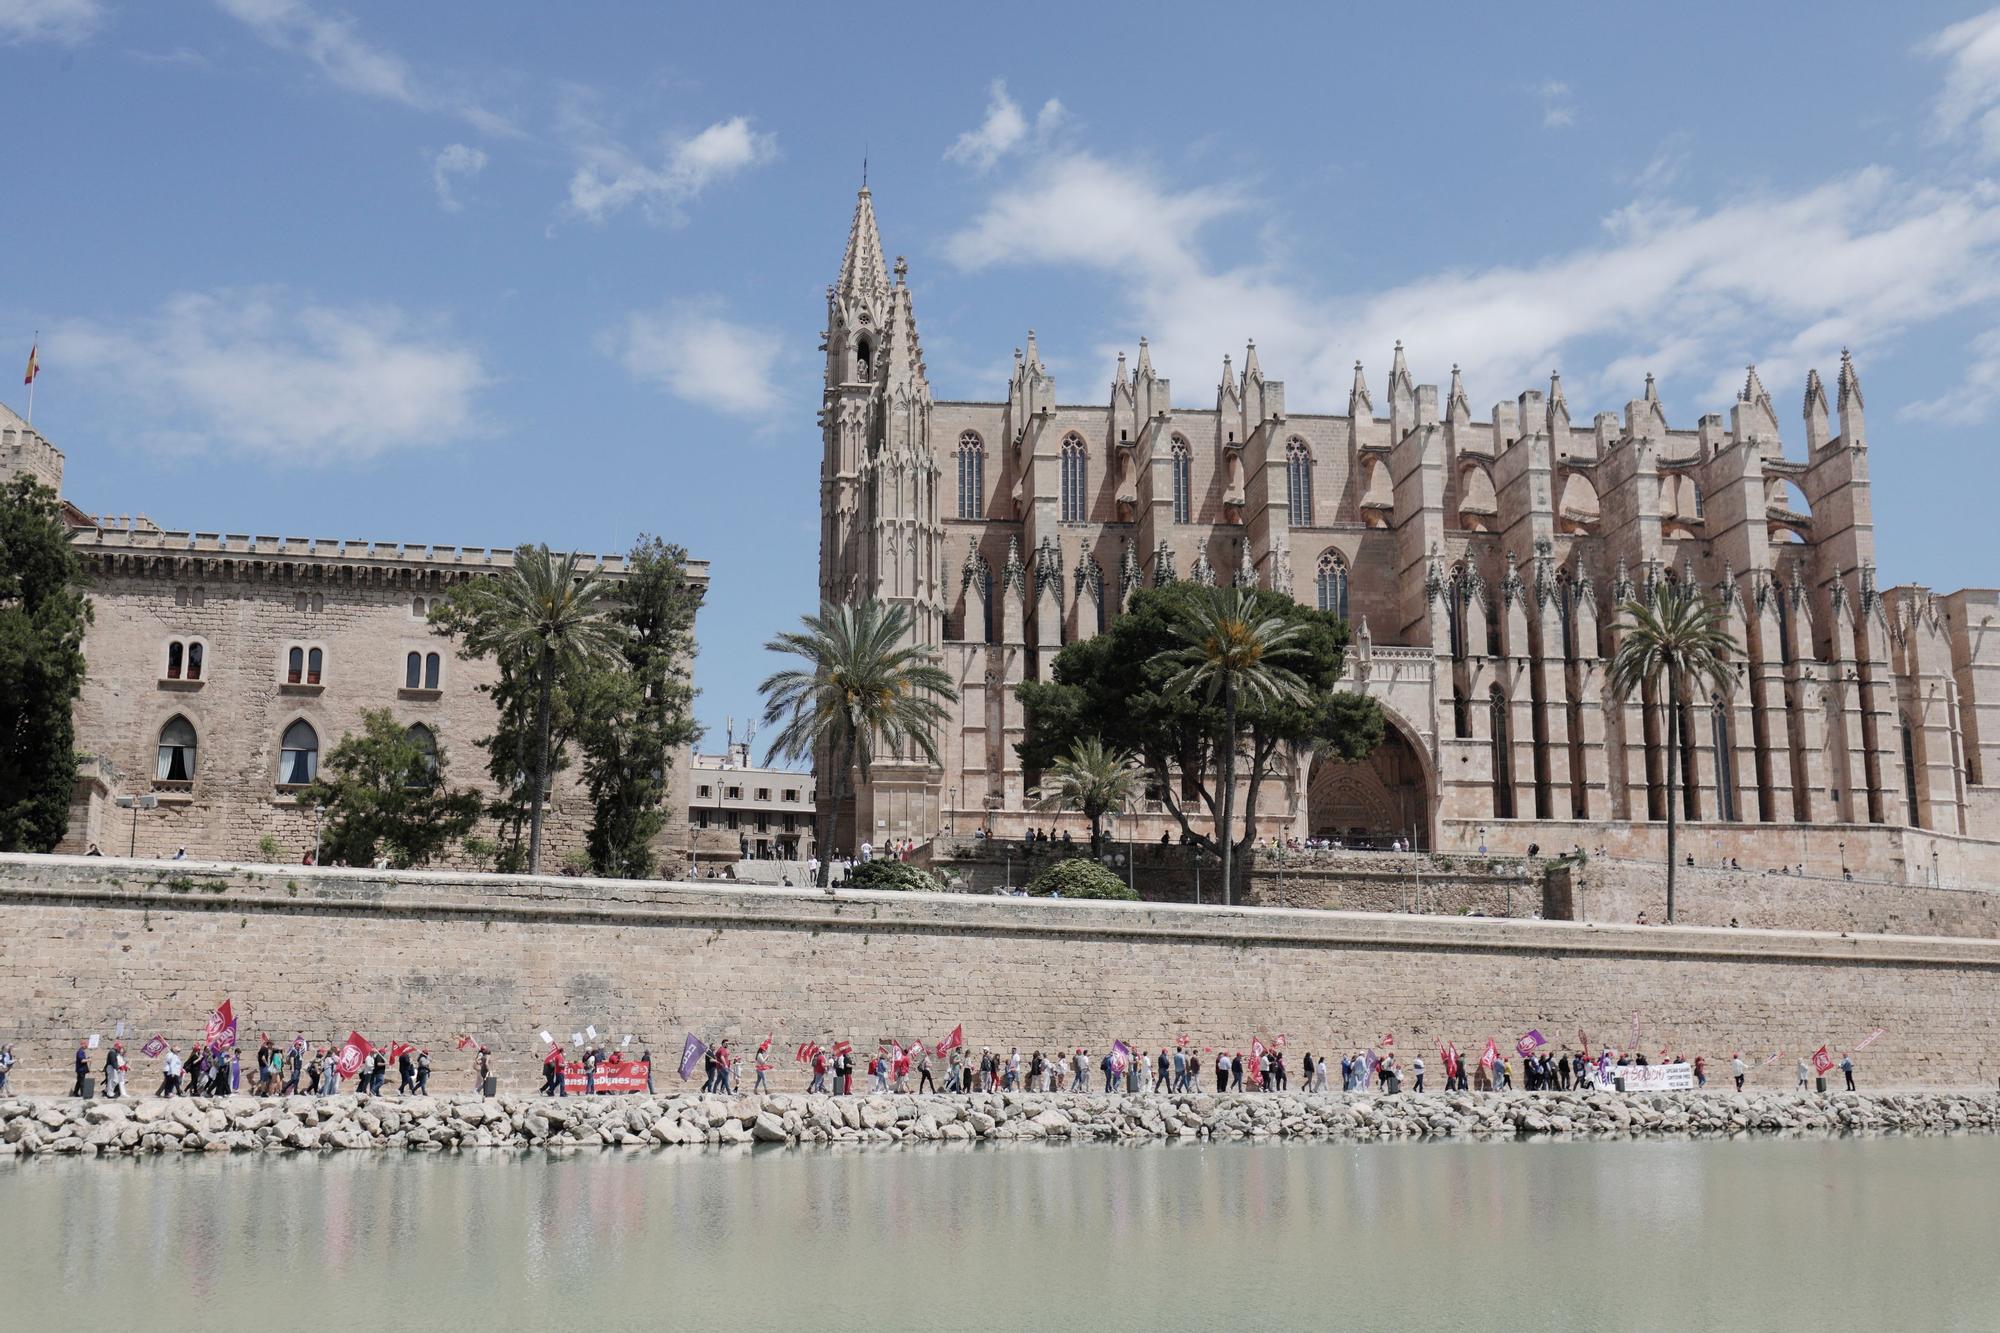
[2,402,706,868]
[817,186,2000,883]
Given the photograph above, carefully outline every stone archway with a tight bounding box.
[1307,721,1430,849]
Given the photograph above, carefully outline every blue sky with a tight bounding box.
[9,1,2000,751]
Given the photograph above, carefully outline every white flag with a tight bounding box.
[114,1021,125,1038]
[539,1030,554,1045]
[571,1032,584,1047]
[87,1034,101,1049]
[586,1024,598,1041]
[621,1034,633,1049]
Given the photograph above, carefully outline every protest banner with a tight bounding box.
[564,1054,650,1094]
[140,1036,168,1060]
[335,1032,372,1078]
[1611,1062,1697,1092]
[1515,1030,1546,1057]
[678,1033,708,1081]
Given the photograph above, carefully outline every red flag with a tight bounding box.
[23,343,38,386]
[204,999,236,1050]
[1811,1045,1834,1075]
[832,1040,852,1056]
[1479,1038,1500,1072]
[943,1024,964,1052]
[389,1042,415,1060]
[454,1034,473,1051]
[758,1034,772,1053]
[1380,1032,1395,1049]
[336,1032,373,1078]
[1856,1027,1885,1051]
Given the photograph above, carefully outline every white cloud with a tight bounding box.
[50,289,487,461]
[945,79,1065,171]
[0,0,102,45]
[429,142,486,211]
[215,0,515,136]
[565,115,777,224]
[604,298,783,419]
[1903,327,2000,424]
[1537,80,1577,130]
[942,129,2000,425]
[1922,6,2000,156]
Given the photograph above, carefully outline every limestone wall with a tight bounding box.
[2,853,1996,1095]
[1548,858,2000,938]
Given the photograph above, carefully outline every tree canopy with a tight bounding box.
[0,476,89,852]
[299,708,481,868]
[1017,582,1382,864]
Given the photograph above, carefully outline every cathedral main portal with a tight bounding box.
[1306,725,1429,850]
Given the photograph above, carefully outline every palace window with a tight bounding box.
[1060,434,1087,522]
[412,596,428,618]
[1315,551,1350,620]
[956,432,984,519]
[164,640,204,682]
[1287,439,1314,525]
[405,724,438,788]
[404,651,441,690]
[1171,438,1191,524]
[278,720,319,787]
[286,645,323,686]
[156,716,197,784]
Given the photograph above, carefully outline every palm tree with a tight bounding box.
[1606,579,1737,923]
[759,601,957,889]
[1030,738,1145,853]
[1155,586,1309,905]
[454,545,624,874]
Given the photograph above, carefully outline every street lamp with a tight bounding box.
[113,793,158,857]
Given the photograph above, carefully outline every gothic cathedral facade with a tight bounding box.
[826,185,2000,876]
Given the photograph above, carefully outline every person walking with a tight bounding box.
[158,1045,181,1097]
[1155,1048,1172,1094]
[0,1043,14,1095]
[474,1046,491,1096]
[1840,1053,1856,1092]
[415,1049,431,1094]
[321,1048,339,1096]
[1215,1050,1231,1094]
[1172,1046,1188,1093]
[398,1046,417,1095]
[1731,1052,1746,1091]
[1412,1055,1425,1094]
[917,1046,935,1094]
[1796,1057,1811,1091]
[71,1039,91,1098]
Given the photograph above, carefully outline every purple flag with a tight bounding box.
[1110,1039,1131,1074]
[678,1033,708,1081]
[1515,1029,1546,1057]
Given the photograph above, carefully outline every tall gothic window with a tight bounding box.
[156,716,197,783]
[1490,688,1514,818]
[1902,720,1920,826]
[278,720,319,787]
[1287,438,1314,525]
[1060,434,1087,522]
[1711,696,1736,822]
[956,432,984,519]
[1315,550,1350,620]
[406,724,439,789]
[1171,438,1191,524]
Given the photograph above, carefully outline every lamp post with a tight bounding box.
[114,793,158,857]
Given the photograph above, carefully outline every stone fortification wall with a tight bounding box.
[1,853,1997,1095]
[1547,858,2000,938]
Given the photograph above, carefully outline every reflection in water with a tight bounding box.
[3,1136,1997,1332]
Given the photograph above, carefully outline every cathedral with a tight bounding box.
[817,186,2000,881]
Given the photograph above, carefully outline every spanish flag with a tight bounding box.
[22,342,37,386]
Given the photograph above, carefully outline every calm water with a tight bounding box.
[3,1136,1995,1331]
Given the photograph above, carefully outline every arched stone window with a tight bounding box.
[186,643,203,681]
[278,720,319,787]
[1170,437,1191,524]
[1286,438,1314,526]
[425,652,441,690]
[156,716,197,783]
[287,646,304,684]
[412,596,427,618]
[1060,434,1087,522]
[166,642,184,680]
[307,647,323,684]
[405,651,422,689]
[856,336,873,380]
[406,724,438,789]
[1315,550,1350,620]
[956,431,984,519]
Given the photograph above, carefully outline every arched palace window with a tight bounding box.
[278,720,319,787]
[1287,438,1314,525]
[1315,550,1350,620]
[156,716,197,783]
[1060,434,1087,522]
[956,432,984,519]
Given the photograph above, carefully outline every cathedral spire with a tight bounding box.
[1242,339,1262,383]
[1389,340,1413,400]
[1447,363,1469,419]
[1349,360,1373,417]
[836,185,890,310]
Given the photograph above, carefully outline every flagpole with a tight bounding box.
[25,330,35,426]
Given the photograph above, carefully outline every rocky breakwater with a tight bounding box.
[1,1089,1996,1157]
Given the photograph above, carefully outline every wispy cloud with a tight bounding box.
[0,0,102,45]
[564,114,776,224]
[51,289,488,462]
[1536,80,1577,130]
[603,297,783,419]
[940,93,2000,423]
[944,79,1065,171]
[1903,327,2000,424]
[428,143,487,211]
[215,0,516,137]
[1921,6,2000,156]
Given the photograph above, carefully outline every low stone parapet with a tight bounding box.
[2,1089,1993,1156]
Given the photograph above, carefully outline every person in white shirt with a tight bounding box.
[1731,1053,1747,1091]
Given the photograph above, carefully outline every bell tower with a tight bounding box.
[815,185,946,849]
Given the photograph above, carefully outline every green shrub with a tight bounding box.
[843,859,944,892]
[1026,858,1138,901]
[257,834,283,861]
